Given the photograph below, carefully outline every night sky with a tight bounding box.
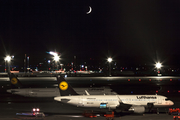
[0,0,180,66]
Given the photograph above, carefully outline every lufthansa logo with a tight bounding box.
[136,96,157,99]
[11,77,18,85]
[59,81,68,90]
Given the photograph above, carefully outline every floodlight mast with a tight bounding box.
[156,62,162,69]
[108,58,112,63]
[4,56,12,73]
[107,57,112,76]
[155,62,162,76]
[53,55,60,62]
[4,56,11,62]
[48,51,60,71]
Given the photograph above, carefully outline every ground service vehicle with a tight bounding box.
[173,116,180,120]
[82,110,97,118]
[169,108,180,115]
[104,111,114,120]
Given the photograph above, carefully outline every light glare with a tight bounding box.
[107,58,112,63]
[54,55,60,61]
[4,56,11,62]
[156,63,162,69]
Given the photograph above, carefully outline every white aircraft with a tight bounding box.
[54,75,174,114]
[7,73,116,97]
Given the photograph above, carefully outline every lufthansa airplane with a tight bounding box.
[7,73,116,97]
[54,75,174,113]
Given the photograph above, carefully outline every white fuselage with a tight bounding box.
[7,87,116,97]
[54,95,174,109]
[55,95,120,109]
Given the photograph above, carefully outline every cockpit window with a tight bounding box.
[165,98,170,101]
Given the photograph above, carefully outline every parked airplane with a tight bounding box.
[54,75,174,113]
[7,73,116,97]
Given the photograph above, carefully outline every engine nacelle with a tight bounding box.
[109,105,117,109]
[128,106,145,114]
[100,103,117,109]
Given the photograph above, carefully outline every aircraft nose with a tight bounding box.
[170,101,174,106]
[7,89,12,93]
[7,89,18,94]
[54,97,61,101]
[7,89,16,94]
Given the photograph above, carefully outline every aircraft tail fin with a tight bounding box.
[9,73,23,88]
[57,75,78,96]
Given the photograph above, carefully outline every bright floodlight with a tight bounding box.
[156,62,162,69]
[53,55,60,61]
[4,56,11,62]
[107,57,112,63]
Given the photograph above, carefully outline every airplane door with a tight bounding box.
[117,96,122,104]
[78,97,84,107]
[128,98,131,103]
[158,97,162,104]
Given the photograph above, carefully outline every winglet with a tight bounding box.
[85,90,90,95]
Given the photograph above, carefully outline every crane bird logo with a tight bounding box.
[11,77,18,85]
[59,81,68,90]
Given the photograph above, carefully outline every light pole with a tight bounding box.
[60,64,63,71]
[156,62,162,76]
[53,55,60,70]
[49,51,60,70]
[48,51,61,71]
[48,60,51,71]
[4,56,11,73]
[27,56,30,73]
[107,57,112,76]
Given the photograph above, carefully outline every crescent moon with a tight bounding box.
[86,6,92,14]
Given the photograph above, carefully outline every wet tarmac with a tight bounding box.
[0,102,179,120]
[0,76,180,120]
[1,101,179,120]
